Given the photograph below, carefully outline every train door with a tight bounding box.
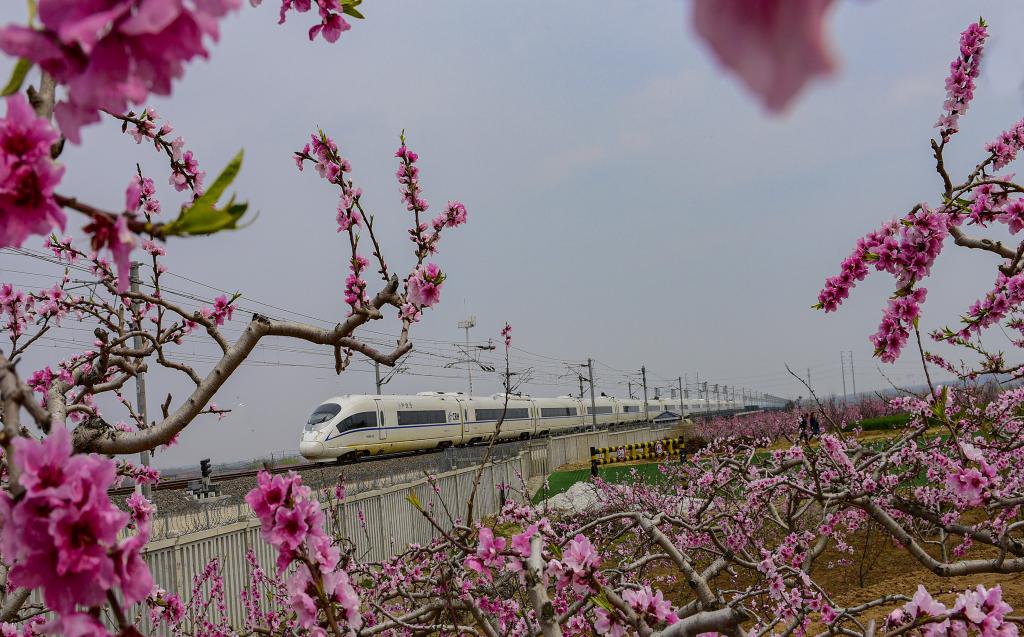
[453,398,467,445]
[375,399,387,440]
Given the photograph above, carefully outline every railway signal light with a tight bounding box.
[200,458,211,478]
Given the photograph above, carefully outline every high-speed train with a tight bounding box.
[299,391,740,461]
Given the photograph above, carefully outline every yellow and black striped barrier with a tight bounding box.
[590,437,685,477]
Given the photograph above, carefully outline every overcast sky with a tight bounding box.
[3,2,1024,468]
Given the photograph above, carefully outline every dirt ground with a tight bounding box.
[648,517,1024,627]
[809,527,1024,625]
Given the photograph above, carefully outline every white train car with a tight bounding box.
[467,393,535,442]
[584,396,618,428]
[300,392,467,460]
[646,398,664,419]
[299,390,684,462]
[534,396,585,436]
[618,398,644,424]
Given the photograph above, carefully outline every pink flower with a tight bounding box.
[308,2,351,42]
[870,288,927,363]
[905,585,949,619]
[82,214,136,293]
[407,262,445,308]
[246,472,288,522]
[563,534,600,573]
[287,566,318,629]
[0,427,147,617]
[624,586,677,625]
[947,468,989,506]
[431,200,468,231]
[200,294,235,325]
[0,0,243,143]
[0,94,65,248]
[125,176,142,212]
[511,523,536,557]
[691,0,836,113]
[936,21,988,141]
[126,491,155,525]
[465,527,507,579]
[323,569,362,629]
[110,532,154,606]
[594,608,626,637]
[54,613,109,637]
[501,323,512,348]
[270,505,309,551]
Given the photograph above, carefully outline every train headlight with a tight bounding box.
[299,440,327,459]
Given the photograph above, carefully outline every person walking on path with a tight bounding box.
[810,412,821,437]
[798,413,809,443]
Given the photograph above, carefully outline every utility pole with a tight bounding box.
[677,377,684,416]
[374,361,382,394]
[458,316,476,396]
[640,366,649,422]
[578,374,584,399]
[129,263,152,500]
[848,350,857,399]
[627,380,633,399]
[703,382,710,416]
[840,352,847,403]
[806,368,812,405]
[586,358,598,430]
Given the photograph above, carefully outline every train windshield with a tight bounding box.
[305,403,341,431]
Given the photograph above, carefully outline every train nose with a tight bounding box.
[299,440,326,459]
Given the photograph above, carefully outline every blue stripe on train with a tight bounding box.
[322,413,653,442]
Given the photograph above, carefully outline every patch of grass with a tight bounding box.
[847,414,912,432]
[532,461,676,504]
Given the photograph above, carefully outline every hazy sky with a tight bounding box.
[3,1,1024,467]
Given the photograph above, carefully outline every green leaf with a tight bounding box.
[1,59,32,97]
[163,150,250,237]
[863,252,880,262]
[342,4,365,19]
[26,0,37,24]
[931,386,948,418]
[405,489,422,511]
[591,593,612,612]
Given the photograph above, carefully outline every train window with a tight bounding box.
[586,406,612,415]
[336,411,377,433]
[475,408,529,420]
[622,405,639,413]
[397,410,446,426]
[541,407,577,417]
[305,403,341,431]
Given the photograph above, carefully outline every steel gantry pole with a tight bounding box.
[458,316,476,396]
[130,263,152,500]
[587,358,598,430]
[849,350,857,399]
[677,377,684,418]
[375,361,382,394]
[641,365,649,422]
[840,352,848,403]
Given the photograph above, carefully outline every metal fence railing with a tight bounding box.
[92,422,692,633]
